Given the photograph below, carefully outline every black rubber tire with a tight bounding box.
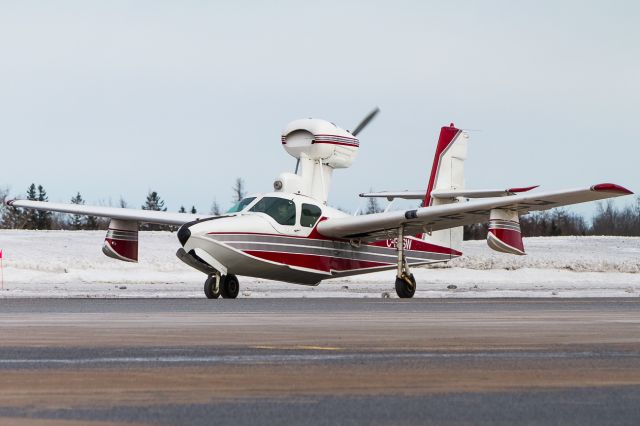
[220,274,240,299]
[204,275,220,299]
[395,274,416,298]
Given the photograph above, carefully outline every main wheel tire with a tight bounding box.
[220,274,240,299]
[204,275,220,299]
[395,274,416,298]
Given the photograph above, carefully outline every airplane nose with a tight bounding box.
[177,225,191,246]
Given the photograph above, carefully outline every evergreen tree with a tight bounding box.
[190,206,197,214]
[178,206,187,213]
[141,190,168,231]
[26,184,37,200]
[70,192,85,230]
[36,185,52,230]
[142,191,167,212]
[23,184,38,229]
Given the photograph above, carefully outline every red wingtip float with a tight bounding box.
[5,109,634,298]
[590,183,634,195]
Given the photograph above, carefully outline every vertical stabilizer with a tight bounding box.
[422,124,469,253]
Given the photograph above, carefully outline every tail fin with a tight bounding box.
[422,123,469,253]
[423,123,469,207]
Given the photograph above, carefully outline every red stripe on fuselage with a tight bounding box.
[208,230,462,257]
[369,237,462,256]
[243,250,390,273]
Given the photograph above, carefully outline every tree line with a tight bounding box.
[0,178,248,231]
[1,181,638,236]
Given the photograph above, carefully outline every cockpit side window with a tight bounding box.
[226,197,257,213]
[300,203,322,228]
[249,197,296,226]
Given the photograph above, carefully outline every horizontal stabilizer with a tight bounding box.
[359,191,424,200]
[432,186,539,199]
[359,186,538,201]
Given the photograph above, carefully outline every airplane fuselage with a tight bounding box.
[178,192,461,285]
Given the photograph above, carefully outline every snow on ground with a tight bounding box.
[0,230,638,298]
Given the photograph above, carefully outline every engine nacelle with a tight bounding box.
[486,209,525,255]
[102,219,138,262]
[281,118,358,168]
[280,118,359,203]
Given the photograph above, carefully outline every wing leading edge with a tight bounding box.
[6,199,211,226]
[319,183,633,241]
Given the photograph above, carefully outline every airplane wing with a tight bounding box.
[6,199,212,226]
[319,183,633,241]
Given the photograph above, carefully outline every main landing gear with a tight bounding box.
[204,273,240,299]
[394,225,416,299]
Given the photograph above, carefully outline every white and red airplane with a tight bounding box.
[7,110,633,298]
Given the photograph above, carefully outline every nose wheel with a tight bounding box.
[204,274,221,299]
[204,273,239,299]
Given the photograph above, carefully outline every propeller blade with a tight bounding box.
[351,107,380,137]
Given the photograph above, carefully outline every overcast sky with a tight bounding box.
[1,1,637,216]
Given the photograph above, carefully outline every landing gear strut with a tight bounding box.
[204,273,221,299]
[204,273,240,299]
[394,226,416,298]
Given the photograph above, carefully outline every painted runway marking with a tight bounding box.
[0,351,637,366]
[252,345,342,351]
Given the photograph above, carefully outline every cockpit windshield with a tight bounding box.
[249,197,296,226]
[225,197,256,213]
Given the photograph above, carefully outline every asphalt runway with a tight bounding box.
[0,298,639,426]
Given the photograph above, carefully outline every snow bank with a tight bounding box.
[442,236,640,273]
[0,230,638,298]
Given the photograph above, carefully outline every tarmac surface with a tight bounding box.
[0,298,639,425]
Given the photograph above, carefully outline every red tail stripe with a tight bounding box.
[424,124,460,207]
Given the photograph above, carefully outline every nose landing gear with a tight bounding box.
[204,273,239,299]
[204,274,221,299]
